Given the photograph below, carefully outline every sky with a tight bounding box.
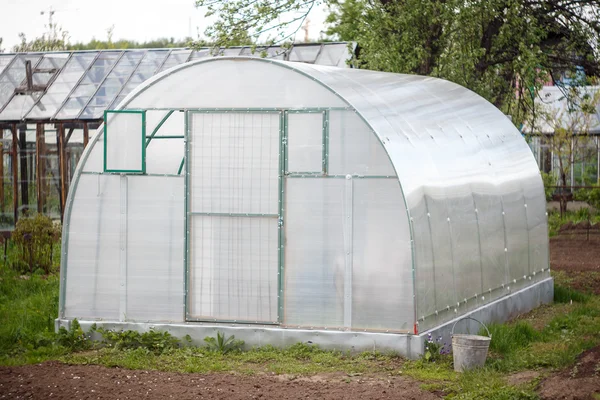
[0,0,328,50]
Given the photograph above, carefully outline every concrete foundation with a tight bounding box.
[56,277,553,359]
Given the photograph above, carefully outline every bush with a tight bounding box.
[541,172,556,202]
[11,214,61,274]
[573,187,600,210]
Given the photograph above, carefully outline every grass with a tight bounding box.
[1,246,600,399]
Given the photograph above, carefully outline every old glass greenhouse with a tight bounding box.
[57,57,553,357]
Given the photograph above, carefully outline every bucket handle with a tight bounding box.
[451,316,492,339]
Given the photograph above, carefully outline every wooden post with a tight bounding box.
[19,126,28,216]
[57,123,67,221]
[0,129,4,213]
[11,124,19,225]
[83,122,89,149]
[36,123,45,214]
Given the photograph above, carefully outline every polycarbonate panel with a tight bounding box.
[351,179,412,331]
[447,192,482,302]
[56,51,121,119]
[412,196,436,320]
[287,112,323,173]
[328,110,396,176]
[474,191,508,295]
[284,178,346,327]
[503,187,530,284]
[33,54,69,86]
[188,216,278,322]
[126,176,184,321]
[27,53,97,119]
[289,45,322,63]
[64,174,120,319]
[146,109,184,137]
[105,112,144,172]
[189,112,279,215]
[426,192,456,311]
[80,51,144,119]
[125,60,346,109]
[83,132,104,172]
[146,138,184,174]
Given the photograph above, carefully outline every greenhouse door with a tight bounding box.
[186,111,281,323]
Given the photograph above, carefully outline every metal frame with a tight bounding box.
[103,109,146,174]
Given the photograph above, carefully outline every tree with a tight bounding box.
[196,0,600,126]
[532,86,600,214]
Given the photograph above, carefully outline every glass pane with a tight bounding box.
[80,51,144,119]
[28,53,97,119]
[289,45,322,63]
[55,51,121,119]
[315,43,350,67]
[156,50,191,73]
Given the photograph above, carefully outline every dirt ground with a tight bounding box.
[0,361,440,400]
[539,345,600,400]
[550,234,600,294]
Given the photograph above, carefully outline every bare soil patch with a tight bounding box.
[550,236,600,295]
[539,345,600,400]
[0,361,441,400]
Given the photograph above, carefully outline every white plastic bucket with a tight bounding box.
[451,317,492,372]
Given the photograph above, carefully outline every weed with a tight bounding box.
[94,327,180,354]
[10,214,61,274]
[423,333,450,362]
[203,331,244,354]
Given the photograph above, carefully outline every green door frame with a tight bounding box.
[184,109,285,324]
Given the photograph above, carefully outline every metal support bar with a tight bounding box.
[119,174,128,321]
[11,124,18,224]
[278,111,286,323]
[57,123,67,220]
[343,175,353,328]
[145,110,174,147]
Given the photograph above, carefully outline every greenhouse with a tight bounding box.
[57,57,554,357]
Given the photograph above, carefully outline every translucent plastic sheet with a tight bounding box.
[65,174,120,319]
[105,112,144,172]
[351,179,412,331]
[328,110,396,176]
[126,60,346,110]
[189,112,280,215]
[188,216,278,322]
[284,178,346,327]
[287,112,324,173]
[126,176,184,321]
